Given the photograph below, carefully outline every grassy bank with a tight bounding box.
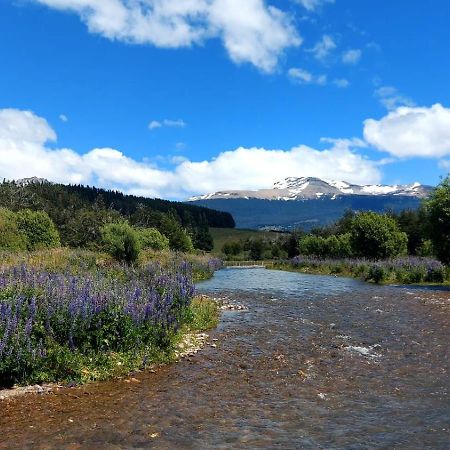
[274,256,450,285]
[0,249,221,388]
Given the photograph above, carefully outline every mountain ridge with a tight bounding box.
[189,177,433,201]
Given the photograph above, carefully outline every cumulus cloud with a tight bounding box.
[342,48,361,64]
[288,68,327,85]
[0,108,381,199]
[59,114,68,122]
[308,34,336,61]
[364,104,450,158]
[33,0,301,72]
[374,86,415,111]
[148,119,186,130]
[295,0,335,11]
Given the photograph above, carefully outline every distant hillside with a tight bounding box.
[189,177,433,230]
[0,179,235,250]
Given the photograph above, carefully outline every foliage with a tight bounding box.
[185,296,220,331]
[16,209,60,251]
[425,176,450,263]
[222,241,243,256]
[392,208,429,255]
[288,255,448,284]
[0,248,223,387]
[160,214,194,252]
[136,227,169,251]
[298,233,352,258]
[0,180,235,252]
[0,208,27,251]
[350,211,408,259]
[101,222,141,263]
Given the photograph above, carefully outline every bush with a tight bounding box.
[222,241,243,257]
[368,264,389,284]
[0,208,28,250]
[101,222,140,263]
[136,227,169,251]
[425,176,450,263]
[350,212,407,259]
[16,209,60,250]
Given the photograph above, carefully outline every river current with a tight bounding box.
[1,269,449,449]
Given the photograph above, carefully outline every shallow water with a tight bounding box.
[1,269,449,449]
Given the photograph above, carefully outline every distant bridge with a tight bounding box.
[223,260,276,269]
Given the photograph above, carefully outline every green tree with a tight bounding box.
[247,238,265,260]
[350,211,407,259]
[222,241,243,257]
[136,227,169,251]
[160,214,194,252]
[0,208,28,250]
[16,209,60,250]
[425,175,450,263]
[101,222,140,263]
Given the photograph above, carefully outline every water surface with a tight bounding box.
[1,269,449,449]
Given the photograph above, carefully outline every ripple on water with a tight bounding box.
[1,268,449,449]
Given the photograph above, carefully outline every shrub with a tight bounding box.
[16,209,60,250]
[350,212,408,259]
[367,264,389,283]
[101,222,140,263]
[425,176,450,263]
[136,227,169,251]
[0,208,28,251]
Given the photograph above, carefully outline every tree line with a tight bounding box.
[0,180,235,252]
[222,176,450,264]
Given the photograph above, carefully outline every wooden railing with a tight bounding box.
[223,260,275,268]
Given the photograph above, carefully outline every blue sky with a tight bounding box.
[0,0,449,199]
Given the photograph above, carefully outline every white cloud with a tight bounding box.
[295,0,335,11]
[148,119,186,130]
[59,114,68,122]
[374,85,415,111]
[333,78,349,88]
[288,68,327,85]
[148,120,162,130]
[0,108,381,199]
[364,104,450,158]
[33,0,301,72]
[308,34,336,61]
[342,48,361,64]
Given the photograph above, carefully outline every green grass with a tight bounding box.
[209,227,282,254]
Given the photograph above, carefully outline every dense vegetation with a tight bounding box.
[0,249,221,387]
[0,180,234,252]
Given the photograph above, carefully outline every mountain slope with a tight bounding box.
[189,177,433,230]
[189,177,432,201]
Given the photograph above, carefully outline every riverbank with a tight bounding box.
[271,255,450,286]
[1,269,449,448]
[0,249,222,391]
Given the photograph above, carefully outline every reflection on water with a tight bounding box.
[1,269,449,449]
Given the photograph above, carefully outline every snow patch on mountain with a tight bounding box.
[188,177,433,201]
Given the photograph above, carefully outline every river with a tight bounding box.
[1,269,449,449]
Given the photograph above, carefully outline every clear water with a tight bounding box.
[1,269,449,449]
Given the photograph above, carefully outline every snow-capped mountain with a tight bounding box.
[189,177,432,202]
